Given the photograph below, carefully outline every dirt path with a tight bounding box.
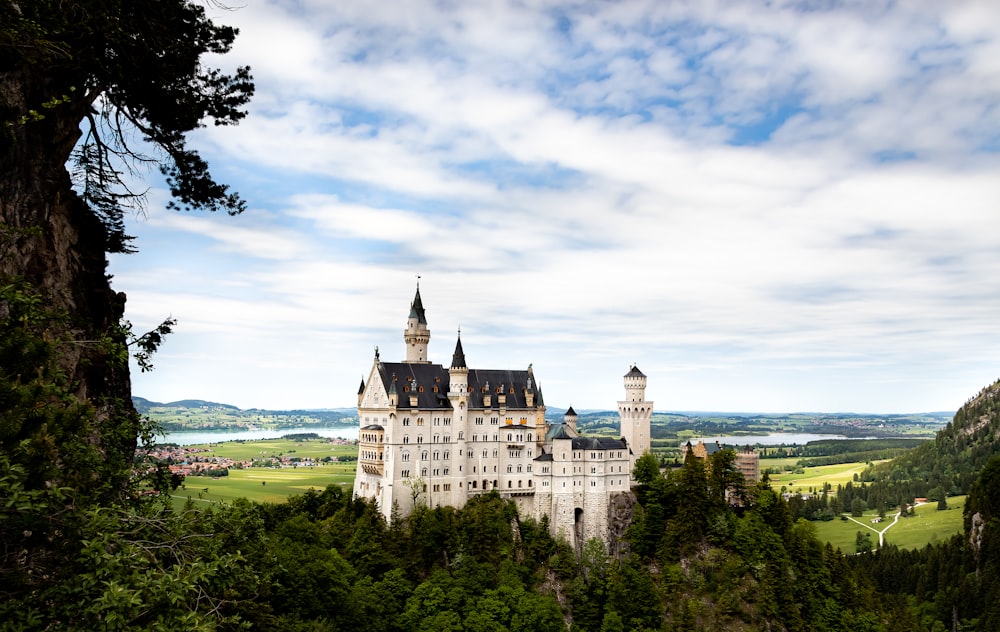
[843,510,901,547]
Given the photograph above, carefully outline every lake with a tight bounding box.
[159,426,359,446]
[682,433,851,447]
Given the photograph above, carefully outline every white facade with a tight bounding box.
[352,287,653,548]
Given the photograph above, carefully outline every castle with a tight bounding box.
[353,286,652,547]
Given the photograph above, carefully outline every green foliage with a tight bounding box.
[3,0,255,246]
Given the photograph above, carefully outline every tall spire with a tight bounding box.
[409,283,427,324]
[451,330,467,369]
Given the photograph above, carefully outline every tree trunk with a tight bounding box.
[1,62,138,498]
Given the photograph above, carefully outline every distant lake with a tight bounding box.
[160,426,359,446]
[683,433,852,447]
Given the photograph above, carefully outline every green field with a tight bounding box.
[169,439,357,509]
[766,459,876,494]
[810,496,966,552]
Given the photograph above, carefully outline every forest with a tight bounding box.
[3,2,1000,630]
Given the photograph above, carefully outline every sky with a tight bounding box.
[110,0,1000,414]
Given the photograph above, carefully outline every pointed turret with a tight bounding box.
[449,331,469,397]
[409,285,427,324]
[451,333,467,369]
[403,282,431,363]
[357,377,366,406]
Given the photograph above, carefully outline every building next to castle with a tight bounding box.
[682,440,760,484]
[353,285,652,548]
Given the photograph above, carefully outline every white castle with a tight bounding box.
[353,285,653,547]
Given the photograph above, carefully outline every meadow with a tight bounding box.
[765,458,875,494]
[811,496,966,552]
[169,439,356,508]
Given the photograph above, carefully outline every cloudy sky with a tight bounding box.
[111,0,1000,414]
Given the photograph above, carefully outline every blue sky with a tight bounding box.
[110,0,1000,413]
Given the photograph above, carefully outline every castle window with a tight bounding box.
[401,452,410,462]
[471,480,477,489]
[402,469,410,478]
[527,433,532,441]
[433,435,439,443]
[483,450,488,458]
[433,451,439,460]
[473,466,477,473]
[491,417,499,425]
[517,465,522,473]
[528,480,532,487]
[421,468,427,476]
[403,386,409,392]
[433,469,440,476]
[508,481,512,488]
[443,467,449,475]
[416,436,423,444]
[444,418,451,425]
[443,435,450,442]
[417,418,424,426]
[443,483,450,491]
[433,484,439,492]
[507,465,512,473]
[475,417,484,425]
[403,436,409,444]
[458,431,463,439]
[507,433,512,441]
[443,451,449,460]
[403,418,410,426]
[421,451,428,460]
[418,386,424,393]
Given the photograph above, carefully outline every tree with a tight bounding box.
[1,1,253,499]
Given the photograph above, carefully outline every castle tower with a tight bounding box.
[563,406,578,432]
[403,284,430,363]
[617,365,652,473]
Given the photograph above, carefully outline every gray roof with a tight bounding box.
[625,365,646,378]
[451,335,467,369]
[409,286,427,324]
[373,361,541,411]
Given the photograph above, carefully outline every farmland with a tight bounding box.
[167,438,356,508]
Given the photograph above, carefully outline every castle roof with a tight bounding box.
[409,286,427,324]
[545,423,579,441]
[451,335,467,369]
[572,436,627,451]
[372,361,541,411]
[625,365,646,378]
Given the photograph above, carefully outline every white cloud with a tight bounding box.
[112,0,1000,413]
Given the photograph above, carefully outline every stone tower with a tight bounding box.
[617,365,652,472]
[403,284,430,363]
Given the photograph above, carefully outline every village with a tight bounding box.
[144,437,357,478]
